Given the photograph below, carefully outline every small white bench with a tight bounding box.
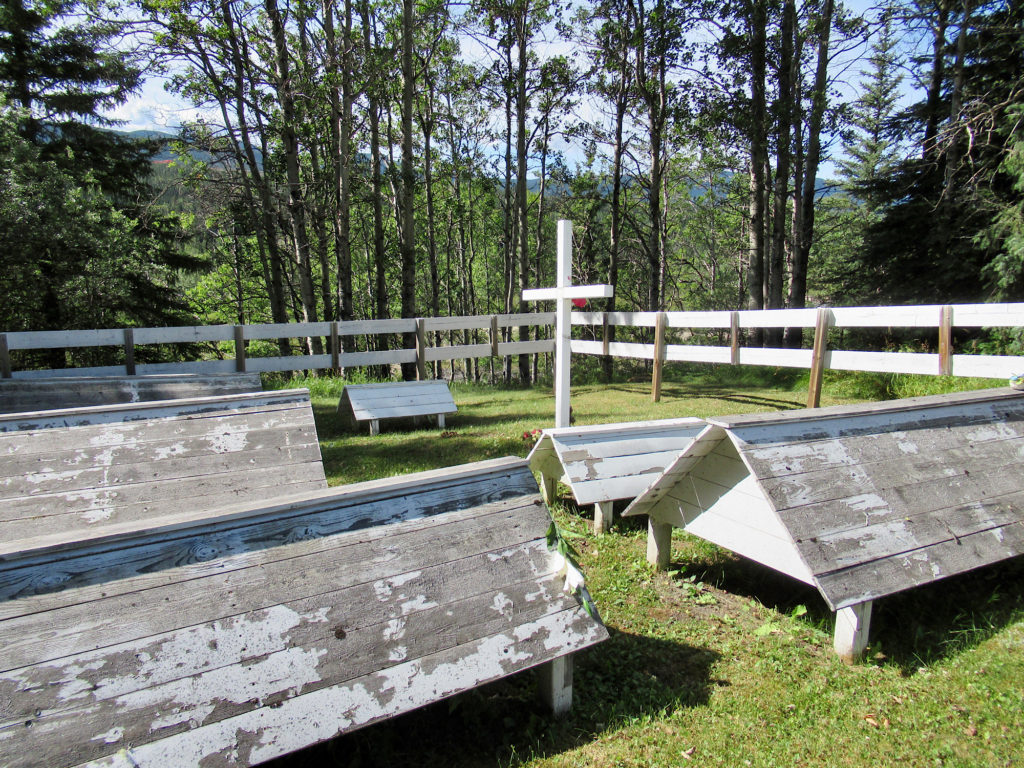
[0,372,263,414]
[528,418,706,533]
[339,380,458,435]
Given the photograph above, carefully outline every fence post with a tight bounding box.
[490,315,500,357]
[939,305,953,376]
[0,334,10,378]
[651,311,668,402]
[602,312,610,357]
[415,318,428,380]
[807,308,832,408]
[123,328,136,376]
[330,321,341,374]
[234,325,246,373]
[730,311,740,365]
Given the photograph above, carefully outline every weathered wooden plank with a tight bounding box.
[1,422,320,500]
[0,390,314,435]
[0,374,263,414]
[0,462,329,540]
[763,441,1024,523]
[0,542,567,751]
[797,490,1024,576]
[67,607,601,768]
[0,420,318,486]
[817,522,1024,610]
[0,484,540,619]
[742,427,1024,482]
[0,498,549,672]
[714,388,1024,441]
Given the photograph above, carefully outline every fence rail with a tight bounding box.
[2,304,1023,392]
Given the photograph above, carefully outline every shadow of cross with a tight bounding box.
[523,220,613,428]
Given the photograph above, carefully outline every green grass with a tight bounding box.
[263,369,1023,768]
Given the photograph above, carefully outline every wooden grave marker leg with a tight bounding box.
[369,419,380,436]
[540,474,558,506]
[647,518,672,570]
[593,501,614,535]
[438,413,445,429]
[834,601,873,663]
[537,653,573,716]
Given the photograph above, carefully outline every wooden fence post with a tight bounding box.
[730,311,740,365]
[234,325,246,373]
[415,318,428,380]
[602,312,610,357]
[807,308,832,408]
[651,311,668,402]
[0,334,11,378]
[330,321,341,374]
[123,328,136,376]
[490,315,500,357]
[939,305,953,376]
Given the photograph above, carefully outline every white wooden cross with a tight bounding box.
[523,220,614,428]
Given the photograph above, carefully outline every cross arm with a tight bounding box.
[522,284,615,302]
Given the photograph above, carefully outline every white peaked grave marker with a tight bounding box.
[523,220,614,428]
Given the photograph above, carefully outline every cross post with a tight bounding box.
[523,220,614,428]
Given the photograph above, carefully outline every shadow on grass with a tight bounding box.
[676,546,1024,674]
[265,630,720,768]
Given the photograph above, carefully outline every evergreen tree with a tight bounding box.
[0,0,200,345]
[859,0,1024,304]
[837,7,903,213]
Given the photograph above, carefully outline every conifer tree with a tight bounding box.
[837,7,903,212]
[0,0,199,345]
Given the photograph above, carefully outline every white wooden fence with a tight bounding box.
[570,303,1024,406]
[2,304,1023,392]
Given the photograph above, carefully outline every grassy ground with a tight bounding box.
[264,366,1023,768]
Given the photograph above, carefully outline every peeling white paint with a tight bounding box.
[77,610,602,768]
[152,442,187,461]
[373,571,421,600]
[92,726,124,744]
[399,595,438,615]
[388,646,408,662]
[491,593,514,620]
[207,428,249,454]
[382,618,406,641]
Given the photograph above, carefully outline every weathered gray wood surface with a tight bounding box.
[0,373,262,414]
[0,458,607,767]
[528,418,706,506]
[0,390,326,543]
[628,388,1024,611]
[338,380,457,433]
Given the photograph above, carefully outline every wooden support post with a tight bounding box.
[234,326,246,373]
[594,501,614,535]
[123,328,136,376]
[651,311,667,402]
[806,308,832,409]
[647,517,672,570]
[540,473,558,506]
[1,333,12,379]
[939,305,953,376]
[330,321,340,373]
[415,318,428,381]
[537,653,573,716]
[437,413,445,429]
[602,312,610,357]
[369,419,380,437]
[834,601,873,663]
[730,311,740,365]
[490,315,500,357]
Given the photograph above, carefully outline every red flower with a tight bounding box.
[572,298,587,308]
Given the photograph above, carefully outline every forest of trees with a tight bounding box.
[1,0,1022,376]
